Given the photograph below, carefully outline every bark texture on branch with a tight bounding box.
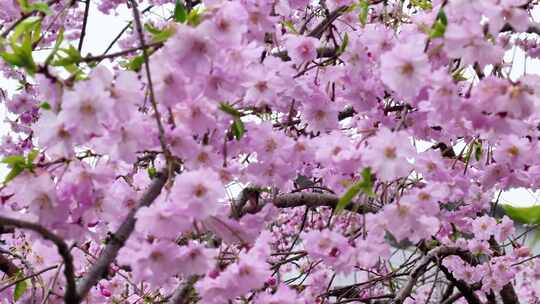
[391,246,480,304]
[0,253,19,277]
[167,276,198,304]
[76,169,170,301]
[272,192,378,214]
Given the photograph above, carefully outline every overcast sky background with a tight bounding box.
[1,3,540,207]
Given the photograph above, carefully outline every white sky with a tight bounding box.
[1,4,540,206]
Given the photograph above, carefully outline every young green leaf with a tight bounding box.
[17,0,50,14]
[231,118,245,140]
[338,32,349,55]
[1,155,26,166]
[186,5,204,26]
[39,101,51,110]
[27,149,39,164]
[122,55,145,71]
[219,103,242,117]
[13,278,28,301]
[45,27,64,65]
[430,10,448,38]
[474,142,483,162]
[147,166,157,179]
[410,0,433,10]
[52,45,83,66]
[335,168,374,214]
[11,16,41,44]
[358,0,369,27]
[174,0,188,23]
[502,204,540,224]
[282,20,298,34]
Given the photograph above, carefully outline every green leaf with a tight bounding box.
[282,20,298,34]
[338,32,349,55]
[437,10,448,26]
[17,0,50,14]
[0,17,39,74]
[122,55,145,71]
[4,166,24,184]
[0,52,26,68]
[335,168,374,214]
[147,166,157,179]
[474,142,482,162]
[231,118,245,140]
[174,0,188,23]
[502,204,540,224]
[13,278,28,301]
[1,152,37,184]
[27,149,39,164]
[45,27,64,65]
[11,16,41,44]
[219,103,242,117]
[451,67,468,82]
[410,0,433,10]
[39,101,51,110]
[358,0,369,27]
[1,155,26,166]
[144,24,175,43]
[429,10,448,38]
[52,45,82,66]
[186,6,204,26]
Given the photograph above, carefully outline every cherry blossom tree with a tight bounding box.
[1,0,540,303]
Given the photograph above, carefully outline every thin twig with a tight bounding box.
[128,0,170,161]
[0,216,78,303]
[77,0,91,52]
[0,265,58,294]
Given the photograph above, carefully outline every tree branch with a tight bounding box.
[437,264,482,304]
[77,0,91,52]
[128,0,171,161]
[391,246,476,304]
[167,276,198,304]
[308,5,349,39]
[272,192,378,214]
[0,216,78,303]
[0,253,19,277]
[0,265,58,294]
[76,169,171,301]
[0,0,62,39]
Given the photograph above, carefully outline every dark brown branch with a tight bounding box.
[500,23,540,35]
[488,238,520,304]
[79,41,163,63]
[235,189,378,219]
[500,283,519,304]
[272,47,338,61]
[437,264,482,304]
[167,276,198,304]
[308,5,349,38]
[0,265,58,294]
[439,282,482,304]
[272,192,378,214]
[77,0,91,52]
[76,169,171,301]
[391,246,476,304]
[0,253,19,277]
[0,216,78,303]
